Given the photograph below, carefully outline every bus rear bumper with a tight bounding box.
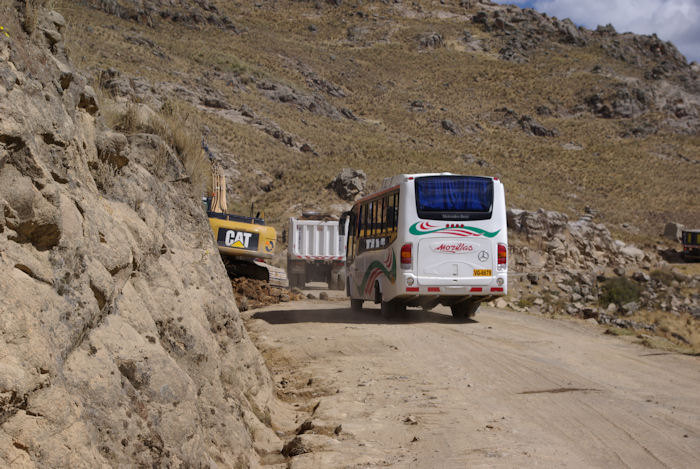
[397,286,507,296]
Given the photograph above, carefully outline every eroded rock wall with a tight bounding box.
[0,4,274,467]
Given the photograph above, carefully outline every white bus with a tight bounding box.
[339,173,507,320]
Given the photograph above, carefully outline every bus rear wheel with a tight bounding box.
[351,299,363,311]
[381,299,406,318]
[451,301,479,321]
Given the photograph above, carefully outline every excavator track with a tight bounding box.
[255,261,289,289]
[222,257,289,288]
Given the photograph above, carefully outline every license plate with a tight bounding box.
[473,269,492,277]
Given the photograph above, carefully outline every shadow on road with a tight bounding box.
[251,306,478,325]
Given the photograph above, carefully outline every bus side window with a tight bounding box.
[373,199,378,235]
[358,204,364,238]
[380,197,386,234]
[346,216,353,260]
[387,193,394,231]
[372,201,377,236]
[390,192,399,231]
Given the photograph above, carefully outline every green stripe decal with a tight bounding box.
[409,222,500,238]
[359,249,397,295]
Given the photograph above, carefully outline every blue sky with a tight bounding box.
[493,0,700,63]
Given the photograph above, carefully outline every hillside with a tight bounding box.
[1,2,698,466]
[54,0,699,242]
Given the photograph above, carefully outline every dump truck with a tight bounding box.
[682,229,700,261]
[287,212,348,289]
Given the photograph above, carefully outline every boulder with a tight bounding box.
[327,168,366,200]
[620,245,645,262]
[632,271,651,283]
[622,301,640,315]
[663,222,684,241]
[95,130,129,169]
[420,32,444,49]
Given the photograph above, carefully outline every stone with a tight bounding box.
[202,96,231,109]
[622,301,640,315]
[632,271,650,282]
[0,166,61,251]
[442,119,460,135]
[420,33,444,49]
[518,115,558,137]
[78,85,99,114]
[281,434,339,457]
[327,168,367,200]
[620,245,645,262]
[663,222,684,241]
[95,130,129,169]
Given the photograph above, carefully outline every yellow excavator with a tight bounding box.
[206,165,288,288]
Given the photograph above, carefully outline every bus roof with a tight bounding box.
[380,173,498,190]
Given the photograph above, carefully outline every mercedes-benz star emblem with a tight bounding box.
[478,251,489,262]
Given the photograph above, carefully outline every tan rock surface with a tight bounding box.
[1,6,279,467]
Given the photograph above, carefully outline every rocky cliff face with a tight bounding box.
[0,4,277,467]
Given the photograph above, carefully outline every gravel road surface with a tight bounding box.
[244,296,700,468]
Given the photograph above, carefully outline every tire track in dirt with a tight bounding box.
[244,300,700,468]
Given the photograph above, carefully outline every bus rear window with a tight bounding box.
[415,176,493,221]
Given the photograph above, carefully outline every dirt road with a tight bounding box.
[243,295,700,468]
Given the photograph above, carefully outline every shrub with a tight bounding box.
[650,269,674,286]
[152,99,210,193]
[598,276,641,307]
[98,91,211,194]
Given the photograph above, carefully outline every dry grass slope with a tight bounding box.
[56,0,699,241]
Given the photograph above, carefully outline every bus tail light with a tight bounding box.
[497,243,507,266]
[400,243,412,269]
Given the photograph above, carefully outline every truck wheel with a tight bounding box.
[351,299,363,311]
[335,271,346,291]
[381,300,395,318]
[451,301,479,322]
[291,273,305,289]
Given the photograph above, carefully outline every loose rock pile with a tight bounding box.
[505,208,699,324]
[231,277,302,311]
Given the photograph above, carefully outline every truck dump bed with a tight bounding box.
[289,218,346,260]
[287,217,348,289]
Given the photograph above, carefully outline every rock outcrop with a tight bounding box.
[505,208,700,322]
[327,168,367,201]
[1,6,276,467]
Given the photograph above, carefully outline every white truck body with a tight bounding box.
[287,217,348,289]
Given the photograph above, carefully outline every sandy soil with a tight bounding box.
[243,293,700,468]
